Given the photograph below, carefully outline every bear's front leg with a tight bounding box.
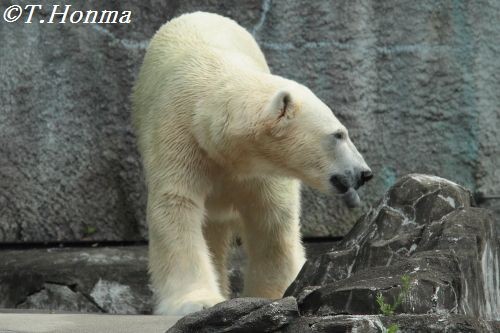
[236,178,306,299]
[148,189,224,315]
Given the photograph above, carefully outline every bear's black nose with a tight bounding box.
[361,170,373,182]
[332,169,373,193]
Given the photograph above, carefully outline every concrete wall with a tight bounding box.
[1,0,499,242]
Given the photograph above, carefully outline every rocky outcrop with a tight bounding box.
[169,311,499,333]
[281,314,500,333]
[169,174,500,332]
[168,297,299,333]
[1,1,500,242]
[286,174,499,321]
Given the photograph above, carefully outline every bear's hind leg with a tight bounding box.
[203,219,237,298]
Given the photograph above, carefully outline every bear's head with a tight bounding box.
[255,84,373,207]
[194,79,372,207]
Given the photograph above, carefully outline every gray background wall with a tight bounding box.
[1,0,499,243]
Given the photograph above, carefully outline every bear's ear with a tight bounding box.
[265,90,294,121]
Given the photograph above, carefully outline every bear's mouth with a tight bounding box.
[342,188,361,208]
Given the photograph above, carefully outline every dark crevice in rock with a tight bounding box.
[79,291,107,313]
[14,286,46,308]
[44,280,78,292]
[14,281,104,313]
[47,280,109,313]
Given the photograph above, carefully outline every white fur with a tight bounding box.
[132,12,367,315]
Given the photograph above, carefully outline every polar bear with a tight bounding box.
[131,12,372,315]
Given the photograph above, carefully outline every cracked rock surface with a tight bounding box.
[168,297,299,333]
[1,1,500,242]
[169,174,500,332]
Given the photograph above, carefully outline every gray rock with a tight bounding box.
[1,1,500,242]
[166,304,500,333]
[167,297,299,333]
[17,283,101,313]
[282,315,383,333]
[285,174,500,321]
[0,246,153,314]
[282,314,500,333]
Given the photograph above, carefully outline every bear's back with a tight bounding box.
[153,12,269,72]
[132,12,271,174]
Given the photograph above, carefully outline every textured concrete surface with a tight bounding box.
[1,1,499,241]
[0,312,179,333]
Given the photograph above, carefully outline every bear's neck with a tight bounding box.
[215,68,294,113]
[196,69,295,175]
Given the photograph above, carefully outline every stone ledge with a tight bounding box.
[0,242,334,314]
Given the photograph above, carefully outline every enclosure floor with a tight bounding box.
[0,311,180,333]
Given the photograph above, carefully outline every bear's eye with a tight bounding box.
[333,131,346,140]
